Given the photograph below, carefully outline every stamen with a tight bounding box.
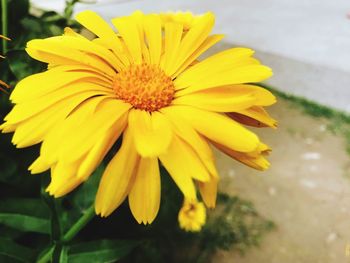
[113,64,175,111]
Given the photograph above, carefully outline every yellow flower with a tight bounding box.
[178,199,206,232]
[0,10,276,225]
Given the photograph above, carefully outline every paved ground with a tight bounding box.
[212,98,350,263]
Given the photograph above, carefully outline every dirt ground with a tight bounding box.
[212,98,350,263]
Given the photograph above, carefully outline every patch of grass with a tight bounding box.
[259,83,350,156]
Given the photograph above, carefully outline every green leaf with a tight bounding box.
[0,213,50,234]
[0,198,49,218]
[68,239,139,263]
[0,238,35,263]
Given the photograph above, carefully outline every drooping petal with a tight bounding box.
[161,108,218,178]
[58,99,131,163]
[198,178,218,208]
[95,128,140,217]
[162,106,260,153]
[159,135,208,200]
[228,106,277,128]
[46,162,83,198]
[214,141,271,170]
[129,157,161,224]
[128,110,172,157]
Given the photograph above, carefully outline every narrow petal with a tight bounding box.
[161,108,218,178]
[175,47,255,88]
[95,128,140,217]
[228,106,277,128]
[172,34,224,78]
[112,11,143,64]
[144,14,162,65]
[198,178,218,208]
[75,10,129,67]
[172,90,256,112]
[58,99,132,163]
[177,65,272,96]
[26,41,116,77]
[168,12,215,75]
[128,110,172,157]
[161,22,183,74]
[129,157,161,224]
[214,141,271,170]
[76,112,128,180]
[10,65,112,104]
[159,135,207,200]
[46,162,83,197]
[162,106,260,153]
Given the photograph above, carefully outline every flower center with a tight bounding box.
[113,63,175,111]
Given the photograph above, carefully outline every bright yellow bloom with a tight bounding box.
[178,199,206,232]
[0,10,276,225]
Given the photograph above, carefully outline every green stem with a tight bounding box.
[1,0,8,54]
[37,206,95,263]
[61,205,95,243]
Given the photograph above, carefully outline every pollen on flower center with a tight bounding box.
[113,63,175,111]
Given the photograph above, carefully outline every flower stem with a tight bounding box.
[1,0,8,54]
[61,205,95,243]
[37,205,95,263]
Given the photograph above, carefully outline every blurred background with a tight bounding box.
[1,0,350,262]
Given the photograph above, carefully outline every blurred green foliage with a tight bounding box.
[0,1,275,262]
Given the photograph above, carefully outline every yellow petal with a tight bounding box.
[129,157,161,224]
[6,82,111,124]
[168,12,215,75]
[58,99,131,163]
[172,34,224,78]
[26,38,116,76]
[177,65,273,96]
[198,178,218,208]
[128,110,172,157]
[159,135,205,200]
[161,22,183,74]
[112,11,143,64]
[10,93,104,148]
[95,128,140,217]
[161,108,218,178]
[46,162,83,198]
[162,106,260,153]
[173,90,256,112]
[214,141,271,171]
[228,106,277,128]
[144,14,162,65]
[175,47,255,88]
[39,96,110,167]
[10,65,112,104]
[75,11,129,67]
[76,112,128,180]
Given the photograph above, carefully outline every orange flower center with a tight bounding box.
[113,63,175,111]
